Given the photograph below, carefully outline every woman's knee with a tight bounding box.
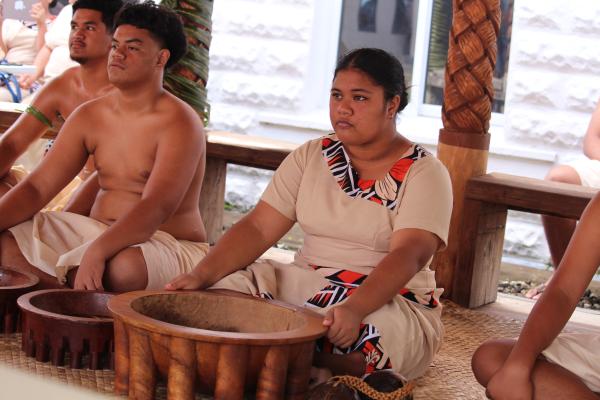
[545,165,582,185]
[471,339,515,386]
[104,248,148,292]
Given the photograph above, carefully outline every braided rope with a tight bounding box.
[328,375,414,400]
[442,0,500,135]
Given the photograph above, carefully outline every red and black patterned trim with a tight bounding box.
[322,134,427,209]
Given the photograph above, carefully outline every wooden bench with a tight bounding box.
[453,172,597,308]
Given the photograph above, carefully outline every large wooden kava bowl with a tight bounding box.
[0,266,39,333]
[108,290,328,400]
[18,289,114,369]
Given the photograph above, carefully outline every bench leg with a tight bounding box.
[452,199,507,308]
[199,157,226,244]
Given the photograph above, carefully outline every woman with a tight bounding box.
[167,48,453,382]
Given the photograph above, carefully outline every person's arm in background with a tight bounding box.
[30,2,50,51]
[18,44,50,89]
[583,100,600,160]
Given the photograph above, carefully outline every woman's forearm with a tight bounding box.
[191,215,282,287]
[343,247,421,318]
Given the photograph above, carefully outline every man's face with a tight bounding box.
[108,24,167,86]
[69,9,112,64]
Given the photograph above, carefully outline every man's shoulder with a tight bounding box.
[161,92,204,133]
[45,66,82,90]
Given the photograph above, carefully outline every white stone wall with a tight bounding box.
[206,0,600,266]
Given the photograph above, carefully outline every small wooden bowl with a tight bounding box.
[0,267,39,333]
[17,289,114,369]
[108,290,328,400]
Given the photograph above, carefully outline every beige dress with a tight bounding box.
[211,134,453,379]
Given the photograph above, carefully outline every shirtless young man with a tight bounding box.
[472,192,600,399]
[0,0,123,199]
[0,1,208,292]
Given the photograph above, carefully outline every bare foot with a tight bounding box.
[525,282,546,299]
[309,366,333,389]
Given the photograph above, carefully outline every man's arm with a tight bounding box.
[486,193,600,399]
[62,171,100,216]
[583,100,600,160]
[0,75,64,178]
[0,107,90,232]
[75,109,205,289]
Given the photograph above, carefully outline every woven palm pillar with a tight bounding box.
[433,0,500,301]
[162,0,213,126]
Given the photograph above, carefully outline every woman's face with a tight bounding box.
[329,68,398,147]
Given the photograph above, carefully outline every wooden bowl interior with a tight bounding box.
[0,267,37,289]
[29,291,113,319]
[131,293,307,333]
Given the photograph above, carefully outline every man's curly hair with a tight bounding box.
[114,1,187,68]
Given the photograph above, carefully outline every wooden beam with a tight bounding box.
[467,173,596,219]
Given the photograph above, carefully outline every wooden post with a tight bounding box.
[199,156,227,244]
[433,0,501,301]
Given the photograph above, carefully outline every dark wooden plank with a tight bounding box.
[206,131,296,170]
[466,172,596,219]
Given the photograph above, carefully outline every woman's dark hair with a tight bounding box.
[72,0,124,34]
[49,0,58,8]
[334,48,409,114]
[114,1,187,69]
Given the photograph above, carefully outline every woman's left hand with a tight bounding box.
[323,304,363,349]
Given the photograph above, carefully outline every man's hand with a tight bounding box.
[165,270,208,291]
[323,304,363,349]
[74,250,106,290]
[486,364,534,400]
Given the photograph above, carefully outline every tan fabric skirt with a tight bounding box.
[543,332,600,392]
[210,259,443,379]
[8,211,209,289]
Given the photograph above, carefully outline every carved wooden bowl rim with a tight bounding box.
[17,289,114,325]
[0,266,39,291]
[108,290,328,345]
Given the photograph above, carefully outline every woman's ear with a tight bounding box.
[387,95,401,118]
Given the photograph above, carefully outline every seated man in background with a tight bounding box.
[0,1,209,292]
[0,0,122,209]
[472,192,600,399]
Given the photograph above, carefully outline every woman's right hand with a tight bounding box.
[165,271,208,291]
[486,363,533,400]
[29,2,49,26]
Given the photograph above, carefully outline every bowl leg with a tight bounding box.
[167,337,196,400]
[214,344,248,400]
[114,318,130,395]
[256,345,290,400]
[285,342,315,400]
[128,327,156,400]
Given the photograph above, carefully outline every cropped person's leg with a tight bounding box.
[472,339,599,400]
[0,231,62,289]
[103,247,148,292]
[542,165,581,268]
[313,351,366,377]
